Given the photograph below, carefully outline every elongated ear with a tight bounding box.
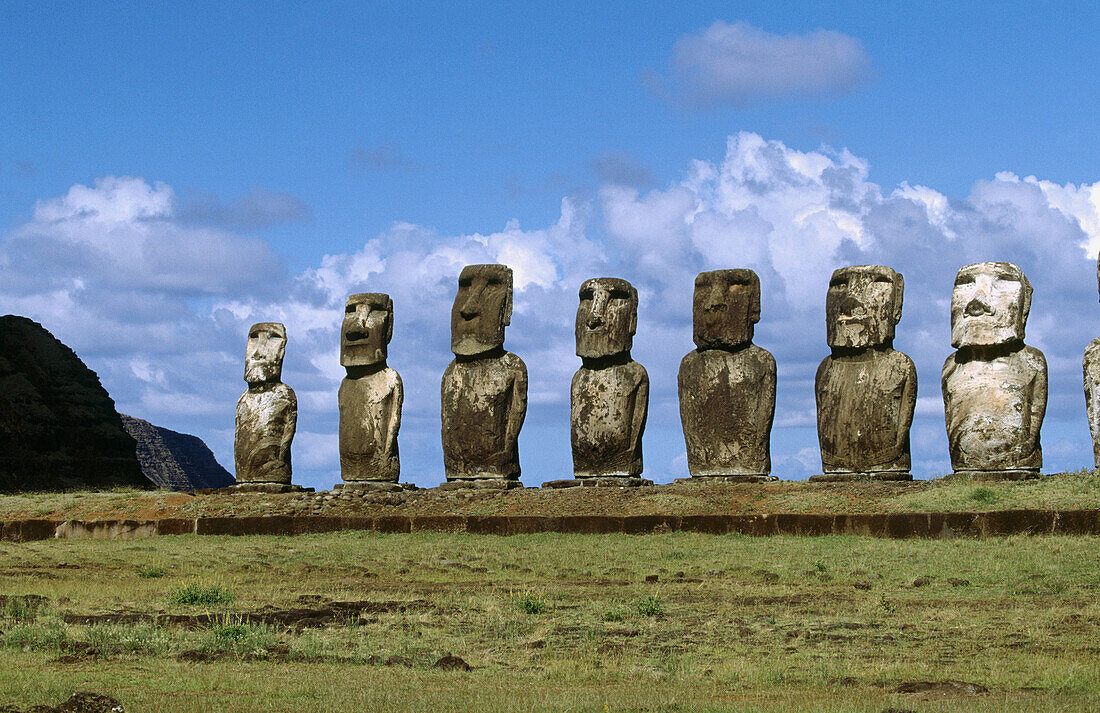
[385,296,394,344]
[503,287,513,326]
[892,273,904,325]
[628,287,638,336]
[750,275,761,324]
[1020,273,1032,323]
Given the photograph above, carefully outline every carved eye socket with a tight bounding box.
[486,278,503,286]
[345,304,356,314]
[955,274,975,286]
[609,289,631,300]
[579,289,593,301]
[458,278,471,288]
[829,278,847,289]
[873,275,893,284]
[249,331,260,339]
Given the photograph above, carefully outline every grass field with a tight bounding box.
[2,531,1099,711]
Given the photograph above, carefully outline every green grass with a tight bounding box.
[4,473,1100,522]
[168,581,234,606]
[635,595,663,617]
[0,531,1098,711]
[136,564,168,579]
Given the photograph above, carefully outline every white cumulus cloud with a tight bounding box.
[668,21,872,109]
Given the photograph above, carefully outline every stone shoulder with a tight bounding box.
[499,351,527,374]
[1020,344,1047,371]
[1084,337,1100,366]
[680,344,774,370]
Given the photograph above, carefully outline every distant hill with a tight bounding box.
[0,315,152,492]
[121,414,234,491]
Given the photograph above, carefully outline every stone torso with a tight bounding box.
[571,361,648,477]
[441,352,527,479]
[942,345,1046,472]
[339,367,402,482]
[234,382,296,483]
[678,345,775,476]
[1084,338,1100,468]
[816,349,916,473]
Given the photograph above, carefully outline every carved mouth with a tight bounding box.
[345,330,368,342]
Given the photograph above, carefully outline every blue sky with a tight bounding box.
[2,2,1099,489]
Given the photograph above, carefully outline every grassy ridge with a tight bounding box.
[1,532,1099,711]
[3,471,1100,521]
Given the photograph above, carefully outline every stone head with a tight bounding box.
[450,264,513,357]
[576,277,638,359]
[244,322,287,384]
[951,261,1032,348]
[693,269,760,350]
[341,292,392,368]
[826,265,904,350]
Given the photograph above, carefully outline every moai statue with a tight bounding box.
[942,262,1046,478]
[678,269,776,481]
[441,264,528,484]
[339,293,403,485]
[812,265,916,481]
[235,322,296,485]
[570,277,649,481]
[1084,256,1100,469]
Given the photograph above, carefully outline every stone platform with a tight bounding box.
[438,479,525,491]
[673,475,779,485]
[542,477,654,489]
[332,482,418,493]
[6,508,1099,542]
[944,470,1042,482]
[808,472,913,483]
[215,483,315,494]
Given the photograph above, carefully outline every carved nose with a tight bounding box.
[587,291,609,329]
[460,287,482,320]
[837,294,864,317]
[965,296,994,317]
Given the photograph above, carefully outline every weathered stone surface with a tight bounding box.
[1084,255,1100,467]
[679,269,775,477]
[441,265,527,480]
[235,322,296,484]
[120,414,234,491]
[942,262,1046,473]
[814,265,916,480]
[571,278,648,478]
[542,477,654,488]
[437,479,524,491]
[0,315,150,492]
[218,482,313,494]
[339,293,402,482]
[1084,339,1100,468]
[673,475,778,485]
[331,481,416,493]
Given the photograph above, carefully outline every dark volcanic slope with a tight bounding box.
[121,414,234,491]
[0,315,151,492]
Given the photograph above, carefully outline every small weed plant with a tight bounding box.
[170,579,234,606]
[510,588,546,615]
[636,595,663,617]
[969,487,999,506]
[136,565,168,579]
